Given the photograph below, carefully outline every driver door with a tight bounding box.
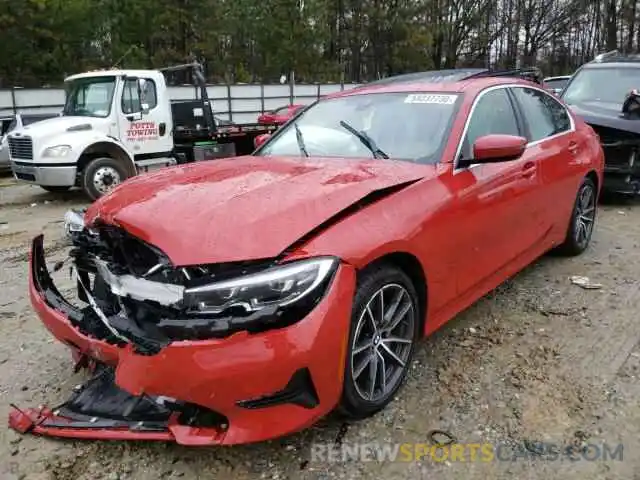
[451,87,541,295]
[117,78,173,158]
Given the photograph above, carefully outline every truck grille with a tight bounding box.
[8,136,34,160]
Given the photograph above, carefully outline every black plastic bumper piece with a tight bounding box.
[62,366,172,422]
[236,368,320,410]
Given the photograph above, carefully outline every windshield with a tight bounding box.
[257,92,460,163]
[562,67,640,105]
[63,76,116,117]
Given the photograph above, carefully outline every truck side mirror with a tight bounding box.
[137,78,148,114]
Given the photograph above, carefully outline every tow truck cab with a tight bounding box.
[8,63,278,200]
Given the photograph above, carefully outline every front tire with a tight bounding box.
[338,264,420,419]
[81,157,129,201]
[556,176,597,256]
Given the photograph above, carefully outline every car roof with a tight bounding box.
[582,61,640,69]
[586,50,640,67]
[326,69,541,99]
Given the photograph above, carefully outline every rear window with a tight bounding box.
[545,78,569,89]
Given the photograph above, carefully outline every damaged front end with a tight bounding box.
[571,96,640,195]
[588,123,640,194]
[10,210,345,444]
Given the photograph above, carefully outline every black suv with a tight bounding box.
[561,51,640,195]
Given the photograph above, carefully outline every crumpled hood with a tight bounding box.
[85,156,433,265]
[567,101,640,134]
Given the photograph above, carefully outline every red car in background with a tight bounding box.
[10,69,604,446]
[257,104,305,125]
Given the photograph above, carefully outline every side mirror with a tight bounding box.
[254,133,271,149]
[468,134,527,165]
[136,78,149,114]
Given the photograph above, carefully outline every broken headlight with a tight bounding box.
[183,257,338,315]
[63,209,85,238]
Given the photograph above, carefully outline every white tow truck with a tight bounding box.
[7,63,278,200]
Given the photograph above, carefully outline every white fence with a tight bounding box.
[0,82,361,124]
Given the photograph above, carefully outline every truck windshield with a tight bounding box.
[63,76,116,118]
[562,67,640,106]
[256,91,460,163]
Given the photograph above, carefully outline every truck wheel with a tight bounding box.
[41,186,71,193]
[81,157,129,201]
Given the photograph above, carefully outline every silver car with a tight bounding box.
[543,75,572,96]
[0,113,60,171]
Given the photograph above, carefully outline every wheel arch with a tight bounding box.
[355,251,428,336]
[78,141,136,177]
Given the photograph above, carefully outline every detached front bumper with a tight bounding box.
[11,161,77,186]
[9,235,356,445]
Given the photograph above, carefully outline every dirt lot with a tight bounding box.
[0,176,638,480]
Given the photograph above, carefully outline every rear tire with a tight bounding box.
[40,186,70,194]
[556,176,597,256]
[337,264,420,420]
[81,157,129,201]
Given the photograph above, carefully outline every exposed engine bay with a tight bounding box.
[588,123,640,192]
[10,211,337,440]
[51,210,337,356]
[572,89,640,195]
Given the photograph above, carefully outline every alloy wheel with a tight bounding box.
[350,283,415,402]
[574,183,596,248]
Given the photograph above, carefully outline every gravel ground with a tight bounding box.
[0,177,638,480]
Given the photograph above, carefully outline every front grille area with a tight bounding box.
[8,136,33,160]
[589,123,640,168]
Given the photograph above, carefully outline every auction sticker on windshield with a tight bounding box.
[404,94,458,104]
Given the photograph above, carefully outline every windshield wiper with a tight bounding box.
[339,120,389,159]
[294,123,309,157]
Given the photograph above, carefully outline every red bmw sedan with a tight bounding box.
[10,69,604,446]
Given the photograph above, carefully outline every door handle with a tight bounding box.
[521,161,536,178]
[159,122,167,136]
[568,141,579,155]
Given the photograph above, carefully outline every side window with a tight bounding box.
[142,80,158,109]
[512,87,570,142]
[464,88,519,157]
[121,79,142,114]
[542,93,571,133]
[121,79,157,114]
